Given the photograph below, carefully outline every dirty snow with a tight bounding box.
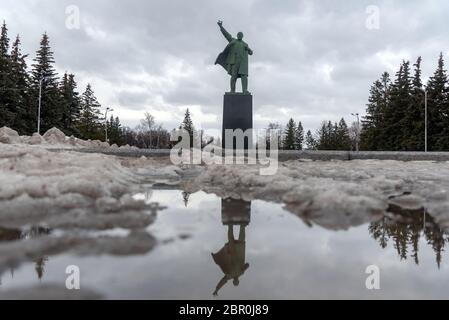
[0,126,139,150]
[183,160,449,231]
[0,136,176,281]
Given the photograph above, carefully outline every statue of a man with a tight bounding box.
[215,21,253,94]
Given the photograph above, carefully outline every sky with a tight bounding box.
[1,0,449,137]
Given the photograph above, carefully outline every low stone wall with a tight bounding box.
[278,151,449,161]
[65,148,449,162]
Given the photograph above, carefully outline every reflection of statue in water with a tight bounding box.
[215,21,253,94]
[212,199,251,296]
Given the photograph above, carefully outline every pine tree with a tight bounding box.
[182,108,198,147]
[78,84,103,140]
[336,118,351,150]
[9,35,31,134]
[0,21,14,127]
[59,73,81,135]
[383,61,413,150]
[316,122,326,150]
[182,108,194,135]
[31,33,61,133]
[316,121,332,150]
[404,57,426,151]
[283,118,296,150]
[295,121,304,150]
[360,72,391,151]
[305,130,316,150]
[107,115,123,145]
[328,121,335,149]
[427,53,449,151]
[315,120,350,150]
[0,21,8,57]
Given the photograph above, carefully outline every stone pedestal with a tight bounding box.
[221,199,251,226]
[222,93,253,150]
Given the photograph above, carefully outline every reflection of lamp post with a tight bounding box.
[414,87,429,152]
[351,113,360,152]
[423,88,428,153]
[104,107,113,143]
[37,74,47,135]
[423,209,426,234]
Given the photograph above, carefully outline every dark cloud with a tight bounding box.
[2,0,449,133]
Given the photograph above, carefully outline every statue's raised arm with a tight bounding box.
[217,20,233,43]
[215,20,252,94]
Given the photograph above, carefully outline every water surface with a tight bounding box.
[0,190,448,299]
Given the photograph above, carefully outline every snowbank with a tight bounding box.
[0,142,177,276]
[0,127,22,144]
[0,143,170,230]
[0,126,138,150]
[183,160,449,231]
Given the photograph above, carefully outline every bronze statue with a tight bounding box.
[215,21,253,94]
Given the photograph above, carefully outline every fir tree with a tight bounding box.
[336,118,351,150]
[0,21,8,57]
[78,84,103,140]
[107,115,123,145]
[404,57,426,151]
[59,73,81,135]
[283,118,296,150]
[316,121,332,150]
[427,53,449,151]
[182,108,198,147]
[295,121,304,150]
[0,21,14,127]
[305,130,316,150]
[360,72,391,151]
[383,61,413,150]
[31,33,61,133]
[9,35,31,134]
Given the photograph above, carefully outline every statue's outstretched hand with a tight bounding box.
[217,20,223,27]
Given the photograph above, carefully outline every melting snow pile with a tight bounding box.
[0,126,138,150]
[0,140,172,278]
[183,160,449,231]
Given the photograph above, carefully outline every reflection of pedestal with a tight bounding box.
[222,94,253,150]
[221,198,251,226]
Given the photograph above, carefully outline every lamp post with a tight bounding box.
[424,89,428,153]
[351,113,360,152]
[37,74,47,135]
[104,107,114,143]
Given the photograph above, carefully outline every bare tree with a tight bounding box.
[136,112,156,148]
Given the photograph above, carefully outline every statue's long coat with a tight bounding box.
[215,28,251,77]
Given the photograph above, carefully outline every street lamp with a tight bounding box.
[37,74,47,135]
[104,107,114,143]
[424,88,428,153]
[351,113,360,152]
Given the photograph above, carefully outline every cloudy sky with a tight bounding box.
[2,0,449,137]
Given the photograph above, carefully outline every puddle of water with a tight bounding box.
[1,190,449,299]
